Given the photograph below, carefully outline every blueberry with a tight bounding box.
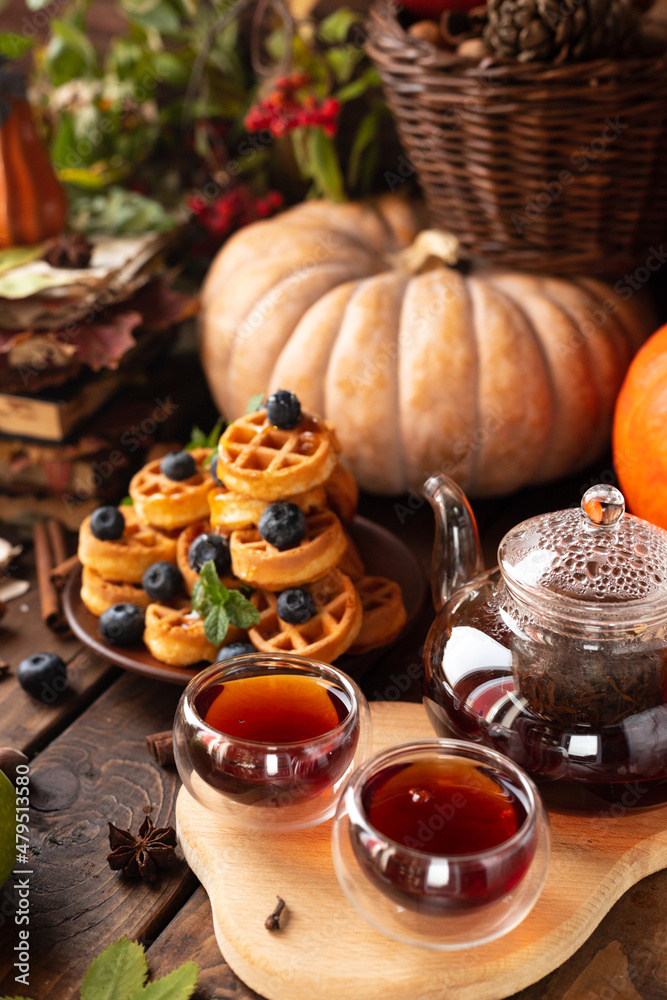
[215,642,256,662]
[90,506,124,541]
[160,450,196,481]
[210,451,224,486]
[188,533,231,576]
[276,587,316,624]
[142,562,183,602]
[266,390,301,430]
[258,502,306,551]
[17,652,67,703]
[99,603,145,646]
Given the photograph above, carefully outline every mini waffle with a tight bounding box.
[217,410,338,500]
[129,448,215,530]
[324,462,358,524]
[143,599,245,667]
[248,569,362,663]
[176,519,244,596]
[80,565,152,617]
[230,508,346,590]
[338,532,365,582]
[78,507,178,584]
[208,483,327,533]
[348,576,407,655]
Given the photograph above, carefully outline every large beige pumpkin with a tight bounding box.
[200,198,655,496]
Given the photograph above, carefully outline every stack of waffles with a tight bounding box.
[77,399,407,667]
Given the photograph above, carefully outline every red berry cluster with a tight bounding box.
[245,73,341,139]
[188,184,283,250]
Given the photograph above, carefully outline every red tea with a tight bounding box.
[362,757,526,855]
[202,674,349,742]
[191,672,357,808]
[351,755,535,912]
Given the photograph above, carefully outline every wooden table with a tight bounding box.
[1,470,666,1000]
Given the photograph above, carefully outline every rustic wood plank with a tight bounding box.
[146,887,262,1000]
[0,671,196,999]
[0,538,119,753]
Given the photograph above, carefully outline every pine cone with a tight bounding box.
[484,0,638,63]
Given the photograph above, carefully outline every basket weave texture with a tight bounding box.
[366,1,667,275]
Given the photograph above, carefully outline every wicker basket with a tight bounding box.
[366,1,667,275]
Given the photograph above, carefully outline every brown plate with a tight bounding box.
[63,516,426,686]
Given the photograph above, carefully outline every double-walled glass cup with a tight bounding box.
[174,653,372,831]
[332,739,550,949]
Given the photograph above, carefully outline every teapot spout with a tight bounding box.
[422,474,484,612]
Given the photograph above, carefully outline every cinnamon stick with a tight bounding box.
[146,730,175,767]
[33,521,71,634]
[50,553,81,593]
[46,518,68,568]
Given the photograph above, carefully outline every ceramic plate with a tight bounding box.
[63,516,426,686]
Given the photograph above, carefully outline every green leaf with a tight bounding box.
[67,187,176,237]
[204,604,230,646]
[199,559,228,605]
[0,32,34,57]
[80,936,148,1000]
[128,961,198,1000]
[326,45,363,86]
[347,108,382,189]
[186,417,224,451]
[51,19,97,71]
[305,128,345,202]
[120,496,134,506]
[246,393,264,414]
[225,589,260,629]
[317,8,363,44]
[0,244,44,276]
[336,66,381,103]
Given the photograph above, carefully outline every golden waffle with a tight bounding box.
[338,532,365,582]
[143,599,246,667]
[217,410,338,500]
[348,576,407,655]
[129,448,215,530]
[78,507,178,584]
[230,508,346,590]
[176,520,244,596]
[208,483,326,532]
[324,462,358,524]
[248,569,362,664]
[80,565,152,617]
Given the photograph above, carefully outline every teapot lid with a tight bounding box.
[498,485,667,610]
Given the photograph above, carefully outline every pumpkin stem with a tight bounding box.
[386,230,460,275]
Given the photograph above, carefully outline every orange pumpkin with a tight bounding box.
[0,67,67,248]
[613,322,667,529]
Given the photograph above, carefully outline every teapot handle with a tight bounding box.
[422,474,484,612]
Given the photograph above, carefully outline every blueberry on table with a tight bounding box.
[90,506,124,541]
[276,588,316,624]
[188,533,231,576]
[258,502,306,551]
[99,603,145,646]
[160,451,196,481]
[266,390,301,430]
[142,562,183,602]
[210,451,224,486]
[216,642,257,662]
[17,652,67,703]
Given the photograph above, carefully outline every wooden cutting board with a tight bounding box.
[176,701,667,1000]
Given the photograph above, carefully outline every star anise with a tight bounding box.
[107,815,178,883]
[44,232,93,269]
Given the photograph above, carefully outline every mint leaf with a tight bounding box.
[185,425,207,450]
[246,392,264,414]
[204,604,229,645]
[199,559,228,604]
[80,936,148,1000]
[120,495,134,506]
[205,416,225,448]
[225,589,260,629]
[128,961,198,1000]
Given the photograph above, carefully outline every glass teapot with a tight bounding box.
[422,475,667,811]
